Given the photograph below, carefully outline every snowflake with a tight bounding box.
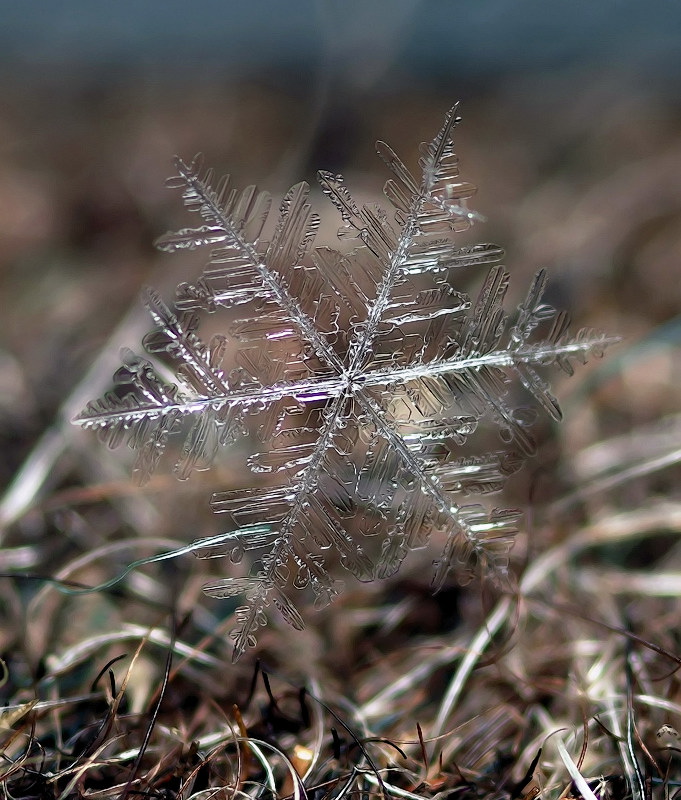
[75,106,613,659]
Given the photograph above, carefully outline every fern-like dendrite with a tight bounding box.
[75,106,614,659]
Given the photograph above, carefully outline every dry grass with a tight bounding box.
[0,78,680,798]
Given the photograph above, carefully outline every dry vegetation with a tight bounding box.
[0,79,680,799]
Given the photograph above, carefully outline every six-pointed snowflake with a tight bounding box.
[75,106,613,659]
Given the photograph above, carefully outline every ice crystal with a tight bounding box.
[75,106,613,659]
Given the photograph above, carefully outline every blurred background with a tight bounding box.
[2,0,681,489]
[1,0,681,669]
[1,5,681,794]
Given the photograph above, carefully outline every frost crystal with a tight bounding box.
[75,106,613,659]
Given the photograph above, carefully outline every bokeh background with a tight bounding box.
[1,4,681,794]
[2,1,681,503]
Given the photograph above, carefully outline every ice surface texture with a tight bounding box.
[75,106,613,660]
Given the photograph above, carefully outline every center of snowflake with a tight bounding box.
[344,370,365,393]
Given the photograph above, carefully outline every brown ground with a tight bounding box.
[0,76,680,798]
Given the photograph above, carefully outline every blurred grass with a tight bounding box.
[0,76,680,797]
